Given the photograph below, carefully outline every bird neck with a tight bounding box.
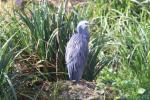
[77,28,89,40]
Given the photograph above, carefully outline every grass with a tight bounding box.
[0,0,150,99]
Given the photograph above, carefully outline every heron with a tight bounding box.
[65,20,90,82]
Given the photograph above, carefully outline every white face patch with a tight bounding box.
[77,20,89,30]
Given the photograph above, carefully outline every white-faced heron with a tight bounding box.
[65,20,90,82]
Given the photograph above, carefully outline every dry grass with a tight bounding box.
[0,0,86,15]
[0,0,14,15]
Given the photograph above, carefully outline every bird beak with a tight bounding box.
[89,21,95,26]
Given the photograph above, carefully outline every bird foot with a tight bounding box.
[71,80,78,85]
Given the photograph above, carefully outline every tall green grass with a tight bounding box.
[0,30,17,100]
[88,0,150,98]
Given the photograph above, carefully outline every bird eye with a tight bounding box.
[85,23,88,25]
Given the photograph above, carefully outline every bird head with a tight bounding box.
[77,20,89,34]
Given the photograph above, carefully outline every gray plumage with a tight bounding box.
[65,20,90,82]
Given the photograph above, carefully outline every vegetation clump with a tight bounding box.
[0,0,150,99]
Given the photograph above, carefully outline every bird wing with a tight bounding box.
[65,34,88,64]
